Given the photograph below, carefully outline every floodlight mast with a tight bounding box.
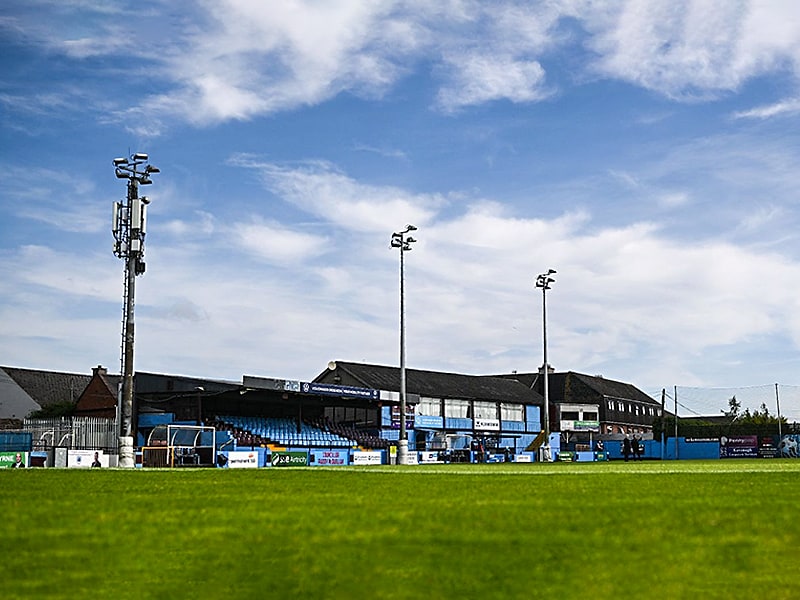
[112,153,159,468]
[391,225,417,465]
[536,269,556,462]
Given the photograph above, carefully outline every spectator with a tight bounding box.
[631,436,640,461]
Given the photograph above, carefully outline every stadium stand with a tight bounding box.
[215,416,360,449]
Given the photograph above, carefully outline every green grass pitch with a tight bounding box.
[2,460,799,599]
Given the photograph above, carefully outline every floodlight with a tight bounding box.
[133,153,148,161]
[406,237,417,244]
[113,157,129,165]
[146,165,160,174]
[406,224,417,231]
[115,169,128,179]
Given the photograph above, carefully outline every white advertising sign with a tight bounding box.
[474,418,500,431]
[68,449,108,468]
[353,451,382,465]
[419,451,443,464]
[227,451,259,468]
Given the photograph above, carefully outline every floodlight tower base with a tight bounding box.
[119,436,135,468]
[397,439,409,465]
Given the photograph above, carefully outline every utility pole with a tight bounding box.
[112,153,159,467]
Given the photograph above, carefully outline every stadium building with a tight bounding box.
[2,361,670,465]
[500,370,663,440]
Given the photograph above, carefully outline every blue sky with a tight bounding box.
[3,1,800,418]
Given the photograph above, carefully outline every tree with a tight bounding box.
[725,396,741,419]
[28,401,76,419]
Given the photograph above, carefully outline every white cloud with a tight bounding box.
[437,52,550,111]
[5,158,800,392]
[10,1,800,128]
[228,156,442,233]
[732,98,800,120]
[231,219,328,264]
[584,0,800,99]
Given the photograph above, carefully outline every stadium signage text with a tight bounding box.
[353,451,382,465]
[314,450,348,466]
[271,451,309,467]
[719,435,758,459]
[227,451,259,468]
[474,418,500,431]
[301,382,379,399]
[560,420,600,432]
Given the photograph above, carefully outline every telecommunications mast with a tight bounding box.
[112,153,159,468]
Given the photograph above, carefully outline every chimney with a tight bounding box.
[93,365,107,377]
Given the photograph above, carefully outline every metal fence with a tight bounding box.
[22,416,118,454]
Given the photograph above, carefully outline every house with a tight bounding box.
[74,366,120,418]
[0,366,92,426]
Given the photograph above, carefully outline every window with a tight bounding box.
[474,401,498,420]
[583,412,598,421]
[561,411,580,421]
[445,399,470,418]
[500,403,524,421]
[418,397,441,417]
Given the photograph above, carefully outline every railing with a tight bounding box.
[23,417,118,454]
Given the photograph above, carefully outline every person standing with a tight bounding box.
[622,436,631,462]
[631,435,641,461]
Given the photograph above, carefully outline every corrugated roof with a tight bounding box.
[496,371,658,406]
[321,361,543,404]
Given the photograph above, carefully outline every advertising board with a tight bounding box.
[312,450,349,466]
[353,451,382,465]
[0,451,27,468]
[474,418,500,431]
[271,451,308,467]
[719,435,758,459]
[227,450,259,468]
[67,449,108,468]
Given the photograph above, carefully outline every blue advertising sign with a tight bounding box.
[415,415,443,429]
[301,382,379,399]
[720,435,758,459]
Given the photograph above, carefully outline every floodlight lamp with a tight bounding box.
[140,177,152,185]
[133,153,149,161]
[140,196,150,205]
[146,165,160,174]
[548,269,557,275]
[547,277,555,284]
[115,169,128,179]
[113,157,128,165]
[391,239,402,248]
[406,224,417,232]
[406,237,417,244]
